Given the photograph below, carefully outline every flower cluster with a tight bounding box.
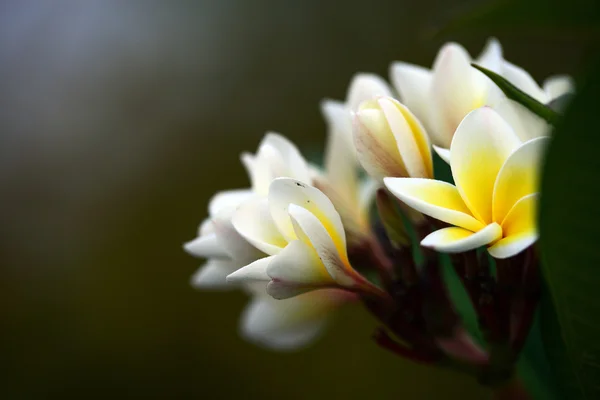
[184,38,573,378]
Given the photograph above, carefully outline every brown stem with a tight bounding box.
[510,249,540,356]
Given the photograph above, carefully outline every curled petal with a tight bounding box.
[450,107,521,224]
[232,198,287,256]
[384,177,484,232]
[492,137,549,224]
[421,223,502,253]
[433,145,451,164]
[266,240,335,299]
[208,189,253,217]
[226,256,273,284]
[488,194,538,259]
[268,178,346,250]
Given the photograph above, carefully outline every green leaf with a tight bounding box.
[471,63,561,125]
[538,56,600,399]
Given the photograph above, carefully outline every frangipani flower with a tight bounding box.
[316,74,392,242]
[184,133,312,288]
[227,177,381,299]
[353,96,433,181]
[384,107,548,259]
[390,39,504,149]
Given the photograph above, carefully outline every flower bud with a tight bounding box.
[353,96,433,181]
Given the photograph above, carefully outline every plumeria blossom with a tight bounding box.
[353,96,433,181]
[315,74,392,243]
[184,133,312,288]
[500,62,574,104]
[390,38,505,149]
[384,107,548,259]
[227,177,381,299]
[185,133,357,350]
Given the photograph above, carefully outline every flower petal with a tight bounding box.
[384,177,485,232]
[242,133,311,196]
[476,37,503,73]
[184,233,229,258]
[389,62,432,130]
[429,43,489,147]
[239,289,350,350]
[378,97,433,178]
[266,240,335,299]
[450,107,521,224]
[488,194,538,259]
[226,256,273,284]
[268,178,346,251]
[191,259,238,290]
[421,223,502,253]
[493,98,550,142]
[353,100,408,180]
[346,73,392,111]
[232,198,287,255]
[543,75,575,101]
[433,145,451,164]
[208,189,253,217]
[492,137,548,224]
[501,61,546,103]
[287,204,356,287]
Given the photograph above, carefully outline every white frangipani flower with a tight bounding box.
[385,107,547,259]
[353,96,433,181]
[501,62,574,104]
[227,177,381,299]
[184,133,312,288]
[390,38,504,149]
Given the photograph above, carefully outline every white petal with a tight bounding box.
[378,97,433,179]
[184,233,229,258]
[226,256,273,284]
[346,73,392,111]
[198,218,214,236]
[208,189,253,218]
[543,75,575,101]
[433,145,451,164]
[421,223,502,253]
[389,62,433,130]
[492,137,549,224]
[430,43,495,148]
[287,204,356,288]
[266,240,335,299]
[450,107,521,224]
[268,178,346,249]
[493,98,551,141]
[501,61,547,103]
[384,177,484,232]
[321,99,359,200]
[239,289,350,350]
[231,198,287,256]
[191,259,238,290]
[476,37,503,73]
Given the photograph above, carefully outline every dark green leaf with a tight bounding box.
[471,63,561,125]
[539,56,600,399]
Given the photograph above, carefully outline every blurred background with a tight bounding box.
[0,0,589,398]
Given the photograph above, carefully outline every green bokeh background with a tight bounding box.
[0,0,588,398]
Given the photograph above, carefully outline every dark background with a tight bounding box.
[0,1,587,398]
